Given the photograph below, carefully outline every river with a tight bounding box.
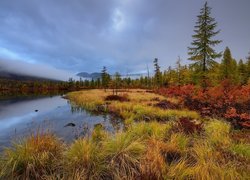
[0,94,122,150]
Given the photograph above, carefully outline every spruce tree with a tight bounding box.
[114,72,121,95]
[220,47,239,83]
[101,66,110,91]
[220,47,233,79]
[153,58,162,87]
[188,2,222,87]
[238,59,247,85]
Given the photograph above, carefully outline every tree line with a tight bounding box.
[98,2,250,90]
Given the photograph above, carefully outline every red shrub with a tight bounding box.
[155,100,180,109]
[176,118,203,134]
[157,82,250,129]
[105,94,129,102]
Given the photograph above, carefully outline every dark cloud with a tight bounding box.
[0,0,249,78]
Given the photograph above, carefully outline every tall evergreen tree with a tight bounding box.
[153,58,162,87]
[238,59,247,85]
[220,47,233,79]
[113,72,121,95]
[101,66,110,91]
[220,47,239,83]
[188,2,222,87]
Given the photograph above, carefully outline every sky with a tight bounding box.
[0,0,250,80]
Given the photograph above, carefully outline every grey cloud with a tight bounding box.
[0,0,249,77]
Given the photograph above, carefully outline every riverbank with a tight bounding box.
[0,89,249,179]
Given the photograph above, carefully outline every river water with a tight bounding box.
[0,95,122,150]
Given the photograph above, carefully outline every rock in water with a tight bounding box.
[64,123,76,127]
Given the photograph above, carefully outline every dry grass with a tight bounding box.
[1,89,249,179]
[67,89,200,122]
[0,133,64,179]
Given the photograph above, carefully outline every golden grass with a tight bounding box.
[204,119,231,147]
[1,121,249,179]
[65,139,106,179]
[67,89,200,122]
[0,133,64,179]
[1,89,249,179]
[102,132,145,179]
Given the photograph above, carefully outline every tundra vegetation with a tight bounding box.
[0,89,249,179]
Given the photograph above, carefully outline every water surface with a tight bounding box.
[0,95,122,150]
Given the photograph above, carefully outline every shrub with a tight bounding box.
[174,118,203,134]
[155,100,180,109]
[105,94,129,102]
[157,83,250,129]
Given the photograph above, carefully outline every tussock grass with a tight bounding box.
[127,121,172,140]
[168,133,189,152]
[1,90,249,179]
[67,89,200,121]
[102,132,145,179]
[204,119,231,147]
[230,143,250,159]
[140,138,168,179]
[1,121,249,179]
[0,133,64,179]
[65,139,106,179]
[187,141,241,179]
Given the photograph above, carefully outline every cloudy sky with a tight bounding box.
[0,0,250,80]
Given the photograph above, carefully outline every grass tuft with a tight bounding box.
[0,133,63,179]
[65,138,106,179]
[102,132,145,179]
[229,143,250,159]
[204,119,231,147]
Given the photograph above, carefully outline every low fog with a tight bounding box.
[0,58,78,81]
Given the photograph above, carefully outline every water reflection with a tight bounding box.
[0,95,123,150]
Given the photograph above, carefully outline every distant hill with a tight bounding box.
[76,72,102,80]
[0,70,61,82]
[76,72,148,80]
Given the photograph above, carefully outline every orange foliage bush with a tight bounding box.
[157,81,250,129]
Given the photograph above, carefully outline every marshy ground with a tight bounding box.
[0,89,249,179]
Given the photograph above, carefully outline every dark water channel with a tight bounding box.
[0,95,122,150]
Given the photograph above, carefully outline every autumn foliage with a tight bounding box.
[157,81,250,128]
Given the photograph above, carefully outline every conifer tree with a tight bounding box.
[101,66,110,91]
[238,59,247,85]
[220,47,233,79]
[220,47,239,83]
[114,72,121,95]
[188,2,222,87]
[153,58,162,87]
